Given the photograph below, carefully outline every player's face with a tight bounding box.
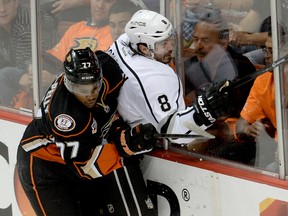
[0,0,18,28]
[73,83,101,108]
[65,77,102,108]
[109,12,132,41]
[154,36,176,64]
[192,21,221,61]
[91,0,117,25]
[263,36,273,65]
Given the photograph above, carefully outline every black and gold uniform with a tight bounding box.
[17,48,157,216]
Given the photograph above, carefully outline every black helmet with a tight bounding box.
[64,47,102,85]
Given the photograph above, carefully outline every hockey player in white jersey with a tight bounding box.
[108,9,231,146]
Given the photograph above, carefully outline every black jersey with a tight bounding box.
[20,51,125,179]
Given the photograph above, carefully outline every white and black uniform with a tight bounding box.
[109,34,207,144]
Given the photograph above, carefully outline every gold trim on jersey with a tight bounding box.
[22,137,51,152]
[74,143,122,179]
[96,77,109,112]
[79,145,104,178]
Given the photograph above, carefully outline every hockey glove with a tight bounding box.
[108,120,157,157]
[193,80,231,127]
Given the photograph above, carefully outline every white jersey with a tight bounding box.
[108,34,208,144]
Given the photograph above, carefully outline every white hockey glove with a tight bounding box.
[193,79,231,127]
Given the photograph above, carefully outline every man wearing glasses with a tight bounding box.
[235,31,279,170]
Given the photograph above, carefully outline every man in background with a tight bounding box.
[108,0,141,41]
[0,0,58,106]
[235,31,280,170]
[184,5,255,117]
[11,0,140,110]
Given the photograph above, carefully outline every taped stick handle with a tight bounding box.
[230,54,288,90]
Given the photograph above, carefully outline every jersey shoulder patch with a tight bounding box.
[54,114,76,132]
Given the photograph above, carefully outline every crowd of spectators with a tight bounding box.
[1,0,287,172]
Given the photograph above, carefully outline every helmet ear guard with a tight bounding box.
[125,10,175,53]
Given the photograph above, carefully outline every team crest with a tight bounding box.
[54,114,76,132]
[91,118,98,134]
[73,38,98,51]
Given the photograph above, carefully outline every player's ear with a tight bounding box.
[138,44,150,56]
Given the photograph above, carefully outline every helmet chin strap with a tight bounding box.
[150,50,155,60]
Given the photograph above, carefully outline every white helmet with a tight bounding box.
[125,10,174,52]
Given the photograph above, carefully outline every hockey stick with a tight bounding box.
[152,121,216,139]
[157,57,288,141]
[154,133,213,139]
[230,54,288,89]
[184,121,215,139]
[149,55,288,141]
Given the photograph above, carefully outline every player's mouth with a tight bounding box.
[86,99,97,108]
[0,14,8,20]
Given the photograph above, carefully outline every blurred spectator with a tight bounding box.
[11,0,144,110]
[225,0,269,66]
[213,0,253,24]
[141,0,158,11]
[50,0,90,15]
[237,0,270,33]
[228,0,288,60]
[0,0,58,106]
[109,0,141,41]
[46,0,150,16]
[19,0,91,37]
[241,16,271,65]
[181,0,253,48]
[184,5,255,117]
[235,29,287,171]
[182,0,210,48]
[241,16,285,66]
[47,0,118,61]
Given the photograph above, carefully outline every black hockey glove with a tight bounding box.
[193,80,231,127]
[130,123,157,151]
[108,120,157,157]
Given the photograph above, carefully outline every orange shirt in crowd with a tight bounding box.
[48,21,113,61]
[240,72,276,128]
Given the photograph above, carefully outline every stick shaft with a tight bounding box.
[155,133,212,139]
[231,55,288,89]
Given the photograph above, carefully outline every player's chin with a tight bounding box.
[85,101,97,108]
[162,56,172,64]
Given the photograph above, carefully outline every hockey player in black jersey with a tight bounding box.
[17,47,158,216]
